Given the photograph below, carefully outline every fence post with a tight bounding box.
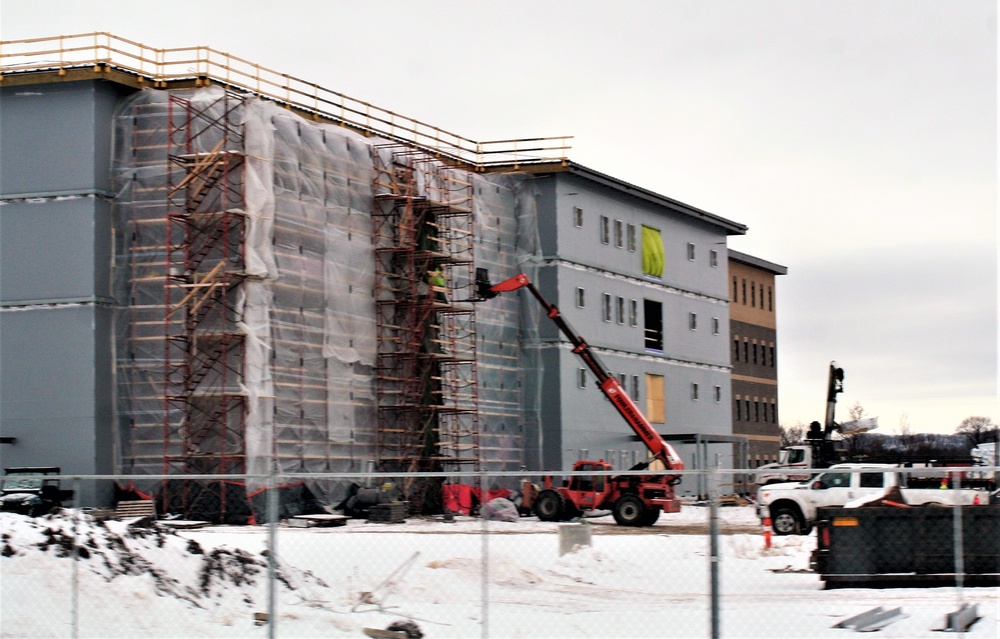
[71,477,81,639]
[951,473,965,605]
[709,465,720,639]
[479,470,489,639]
[267,470,279,639]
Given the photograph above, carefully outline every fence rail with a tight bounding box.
[1,467,996,638]
[0,32,572,170]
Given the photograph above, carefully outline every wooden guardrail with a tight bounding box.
[0,32,571,170]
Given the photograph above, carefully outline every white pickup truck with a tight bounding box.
[756,463,989,535]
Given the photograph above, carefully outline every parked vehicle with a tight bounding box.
[480,271,684,526]
[756,463,989,535]
[1,467,72,516]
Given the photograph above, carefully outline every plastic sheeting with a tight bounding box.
[112,87,541,513]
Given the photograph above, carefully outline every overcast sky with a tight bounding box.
[2,0,996,436]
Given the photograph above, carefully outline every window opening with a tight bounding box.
[643,299,663,350]
[641,226,665,277]
[645,373,665,423]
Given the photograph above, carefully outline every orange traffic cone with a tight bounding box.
[763,517,772,549]
[973,493,981,505]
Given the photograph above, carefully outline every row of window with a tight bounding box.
[576,289,721,350]
[576,208,720,272]
[734,397,777,423]
[733,337,776,367]
[576,370,723,423]
[733,276,773,311]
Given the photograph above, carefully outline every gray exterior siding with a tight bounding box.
[532,171,739,482]
[0,80,126,505]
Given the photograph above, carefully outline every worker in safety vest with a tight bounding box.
[428,268,448,303]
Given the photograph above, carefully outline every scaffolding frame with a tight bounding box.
[161,91,248,520]
[372,146,481,503]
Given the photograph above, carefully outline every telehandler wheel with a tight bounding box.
[612,494,646,527]
[533,489,565,522]
[639,507,660,526]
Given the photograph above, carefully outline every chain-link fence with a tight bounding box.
[2,467,997,638]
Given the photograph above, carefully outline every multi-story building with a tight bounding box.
[528,166,747,482]
[728,250,787,466]
[0,35,777,516]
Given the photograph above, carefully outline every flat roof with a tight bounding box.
[728,249,788,275]
[522,161,748,236]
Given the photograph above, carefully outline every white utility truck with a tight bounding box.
[756,463,989,535]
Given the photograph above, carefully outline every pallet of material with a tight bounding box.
[114,500,156,520]
[367,502,407,524]
[288,514,349,528]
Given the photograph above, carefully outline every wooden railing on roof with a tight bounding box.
[0,32,571,170]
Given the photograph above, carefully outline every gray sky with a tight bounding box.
[2,0,996,435]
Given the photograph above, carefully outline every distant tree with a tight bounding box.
[896,412,913,438]
[780,423,805,448]
[848,401,866,421]
[956,416,998,447]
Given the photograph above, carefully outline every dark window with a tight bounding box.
[770,345,776,367]
[574,207,583,228]
[733,338,740,361]
[627,224,636,252]
[732,277,738,302]
[614,220,623,248]
[735,398,742,421]
[599,216,609,244]
[710,249,718,268]
[644,299,663,350]
[860,473,884,488]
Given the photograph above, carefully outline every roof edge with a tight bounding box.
[728,249,788,275]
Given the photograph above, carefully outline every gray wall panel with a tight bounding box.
[0,81,127,196]
[0,304,113,504]
[0,197,112,303]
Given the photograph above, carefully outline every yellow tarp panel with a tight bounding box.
[641,225,664,277]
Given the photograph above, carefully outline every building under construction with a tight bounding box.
[0,35,765,522]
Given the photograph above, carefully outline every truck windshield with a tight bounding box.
[786,449,806,464]
[2,475,42,491]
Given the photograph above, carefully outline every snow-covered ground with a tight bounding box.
[2,506,997,638]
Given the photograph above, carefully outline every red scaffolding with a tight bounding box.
[372,146,481,508]
[161,91,248,520]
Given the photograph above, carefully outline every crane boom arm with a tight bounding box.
[490,273,684,471]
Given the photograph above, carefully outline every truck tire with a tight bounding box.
[613,494,646,527]
[534,489,565,522]
[771,507,804,536]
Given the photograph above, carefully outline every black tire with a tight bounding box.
[640,507,661,527]
[771,507,803,536]
[613,494,646,527]
[534,489,565,522]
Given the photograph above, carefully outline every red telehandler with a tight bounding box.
[479,271,685,526]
